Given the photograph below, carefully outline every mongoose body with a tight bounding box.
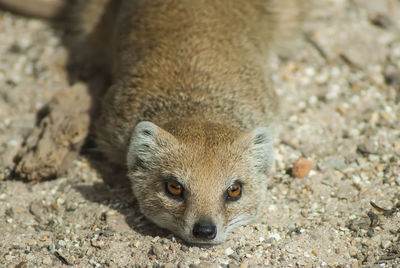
[1,0,302,245]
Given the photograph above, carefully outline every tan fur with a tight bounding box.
[103,0,302,245]
[2,0,304,244]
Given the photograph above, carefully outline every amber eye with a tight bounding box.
[166,181,183,197]
[226,182,242,201]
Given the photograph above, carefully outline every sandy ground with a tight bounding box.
[1,0,400,267]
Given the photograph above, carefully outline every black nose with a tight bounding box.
[192,220,217,240]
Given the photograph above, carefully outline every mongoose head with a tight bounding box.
[127,120,273,245]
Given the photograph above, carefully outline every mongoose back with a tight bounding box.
[1,0,303,245]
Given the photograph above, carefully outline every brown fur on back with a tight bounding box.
[88,0,303,165]
[84,1,304,244]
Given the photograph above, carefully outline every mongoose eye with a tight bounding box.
[226,182,242,201]
[166,180,184,197]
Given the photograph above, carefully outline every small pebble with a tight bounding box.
[43,256,53,266]
[58,240,66,247]
[381,240,391,249]
[357,141,378,155]
[151,244,164,258]
[26,253,35,261]
[349,247,358,258]
[91,238,105,249]
[291,158,314,179]
[225,247,234,256]
[48,244,55,251]
[311,250,318,257]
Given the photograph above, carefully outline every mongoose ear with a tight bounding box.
[127,121,177,172]
[236,127,274,175]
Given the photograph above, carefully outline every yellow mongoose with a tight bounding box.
[1,0,303,245]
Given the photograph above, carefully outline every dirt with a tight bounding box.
[1,0,400,267]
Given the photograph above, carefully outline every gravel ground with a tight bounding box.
[1,0,400,267]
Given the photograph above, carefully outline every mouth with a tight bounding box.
[184,240,221,247]
[181,235,224,247]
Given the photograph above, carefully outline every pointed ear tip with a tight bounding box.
[133,121,158,136]
[135,121,156,130]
